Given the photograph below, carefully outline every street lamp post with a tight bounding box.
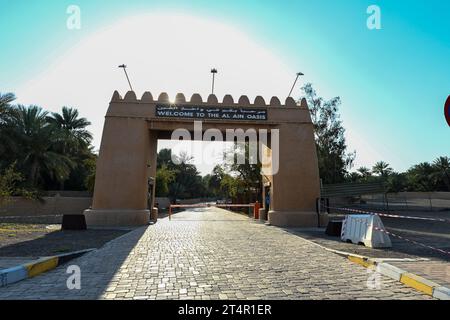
[211,68,218,95]
[288,72,304,98]
[118,64,133,92]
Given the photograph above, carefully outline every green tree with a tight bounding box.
[223,143,262,203]
[10,105,75,187]
[155,149,206,200]
[345,172,361,183]
[46,107,93,190]
[207,165,226,197]
[301,83,355,184]
[201,174,215,198]
[386,172,407,193]
[0,93,18,167]
[1,95,95,192]
[357,167,372,180]
[372,161,393,177]
[157,148,174,169]
[432,156,450,191]
[220,174,242,200]
[0,163,36,206]
[0,92,16,120]
[406,162,435,191]
[155,165,175,197]
[84,156,97,193]
[0,163,23,206]
[47,107,92,153]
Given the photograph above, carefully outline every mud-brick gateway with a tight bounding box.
[84,91,328,228]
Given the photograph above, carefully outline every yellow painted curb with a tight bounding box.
[348,256,375,268]
[400,273,435,296]
[302,236,447,299]
[24,257,59,278]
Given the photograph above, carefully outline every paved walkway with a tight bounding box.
[292,209,450,289]
[0,208,430,300]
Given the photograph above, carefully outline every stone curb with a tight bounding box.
[295,235,450,300]
[0,248,94,288]
[349,257,450,300]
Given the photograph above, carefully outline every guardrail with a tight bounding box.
[321,181,387,198]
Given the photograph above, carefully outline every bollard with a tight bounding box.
[254,201,260,220]
[169,205,172,221]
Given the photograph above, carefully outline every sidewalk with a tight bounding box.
[289,227,450,298]
[390,260,450,288]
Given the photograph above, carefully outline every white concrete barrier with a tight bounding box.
[341,214,392,248]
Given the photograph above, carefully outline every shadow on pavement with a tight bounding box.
[0,226,149,300]
[0,228,129,257]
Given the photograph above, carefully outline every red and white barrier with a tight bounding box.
[327,205,450,257]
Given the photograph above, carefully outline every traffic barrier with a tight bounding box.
[325,205,450,257]
[341,214,392,248]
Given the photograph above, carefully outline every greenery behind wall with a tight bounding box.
[300,83,450,193]
[1,88,449,203]
[0,92,96,201]
[156,144,262,203]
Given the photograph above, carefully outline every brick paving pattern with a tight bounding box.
[0,208,431,300]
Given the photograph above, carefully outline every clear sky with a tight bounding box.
[1,0,449,175]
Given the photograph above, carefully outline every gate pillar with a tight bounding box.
[84,112,156,227]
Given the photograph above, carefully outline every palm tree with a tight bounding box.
[46,107,92,190]
[432,156,450,190]
[406,162,434,191]
[12,105,75,186]
[346,172,361,183]
[372,161,393,177]
[0,94,19,167]
[357,167,372,179]
[47,106,92,153]
[0,92,16,119]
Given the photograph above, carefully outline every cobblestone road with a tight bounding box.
[0,208,430,300]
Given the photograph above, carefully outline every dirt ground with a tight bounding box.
[0,223,129,257]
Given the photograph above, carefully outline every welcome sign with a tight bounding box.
[156,105,268,121]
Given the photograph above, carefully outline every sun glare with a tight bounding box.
[15,12,294,174]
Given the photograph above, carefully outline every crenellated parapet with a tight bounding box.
[111,91,309,108]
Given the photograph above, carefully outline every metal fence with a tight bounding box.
[330,192,450,212]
